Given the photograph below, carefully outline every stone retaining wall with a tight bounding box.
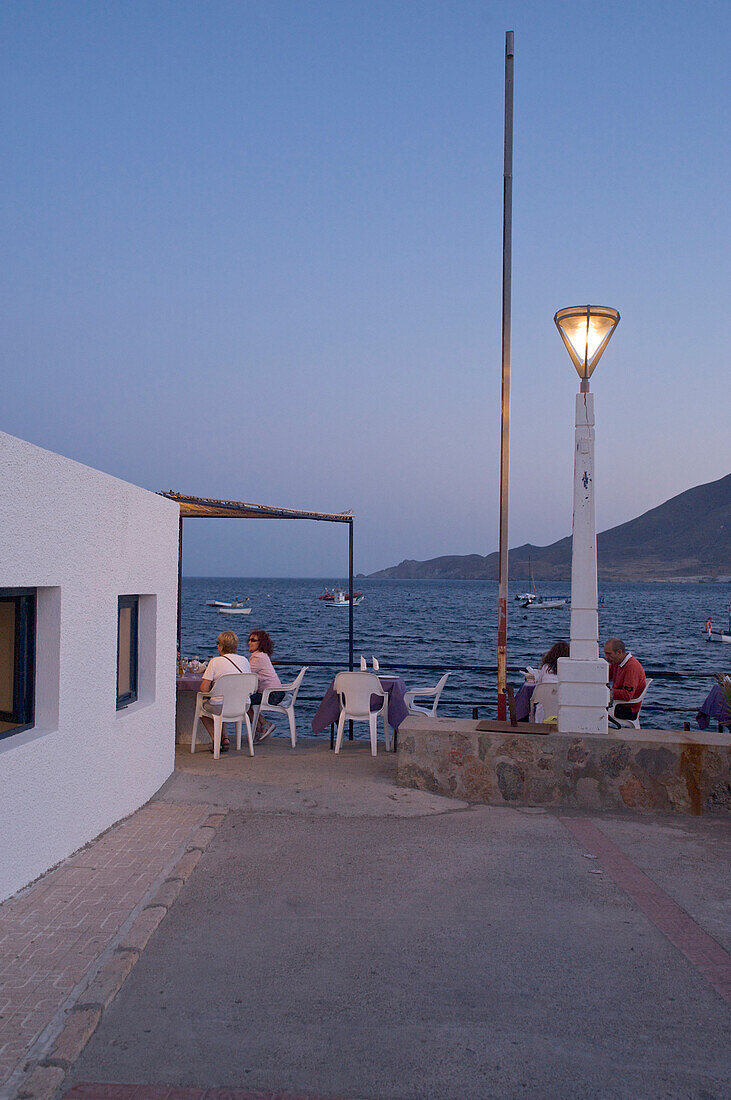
[396,717,730,816]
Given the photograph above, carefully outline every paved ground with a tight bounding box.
[2,736,729,1099]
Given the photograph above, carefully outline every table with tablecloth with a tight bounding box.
[311,675,410,748]
[696,683,731,731]
[176,673,204,743]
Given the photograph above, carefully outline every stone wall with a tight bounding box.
[397,717,730,817]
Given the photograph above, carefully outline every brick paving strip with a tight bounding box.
[64,1085,344,1099]
[0,801,227,1100]
[561,816,731,1003]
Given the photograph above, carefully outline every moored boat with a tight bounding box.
[217,606,252,615]
[325,587,364,607]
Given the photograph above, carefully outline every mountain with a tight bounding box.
[369,473,731,582]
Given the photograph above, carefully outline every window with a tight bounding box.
[0,589,36,739]
[117,596,139,709]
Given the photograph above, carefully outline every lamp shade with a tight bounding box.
[554,305,620,382]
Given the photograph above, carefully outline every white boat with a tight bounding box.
[327,588,365,607]
[207,598,250,609]
[519,594,567,610]
[217,605,252,615]
[516,559,566,609]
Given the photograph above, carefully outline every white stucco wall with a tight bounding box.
[0,432,180,901]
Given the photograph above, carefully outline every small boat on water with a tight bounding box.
[704,609,731,644]
[207,597,250,609]
[318,586,364,606]
[519,594,567,610]
[516,559,566,609]
[324,587,365,607]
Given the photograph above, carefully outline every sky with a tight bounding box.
[2,0,729,576]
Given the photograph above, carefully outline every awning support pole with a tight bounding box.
[177,514,183,656]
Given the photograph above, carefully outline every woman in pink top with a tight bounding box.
[247,629,283,742]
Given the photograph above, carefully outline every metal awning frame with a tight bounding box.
[160,492,355,673]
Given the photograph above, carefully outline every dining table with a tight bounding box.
[311,673,410,750]
[175,672,205,743]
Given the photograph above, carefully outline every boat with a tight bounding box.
[516,558,566,609]
[325,587,364,607]
[214,599,252,615]
[704,608,731,644]
[519,595,567,610]
[207,597,250,609]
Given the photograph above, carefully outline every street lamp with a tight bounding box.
[553,305,620,735]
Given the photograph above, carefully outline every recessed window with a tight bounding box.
[0,589,36,739]
[117,596,139,709]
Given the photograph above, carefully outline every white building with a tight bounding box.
[0,431,180,902]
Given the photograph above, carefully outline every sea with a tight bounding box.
[180,578,731,735]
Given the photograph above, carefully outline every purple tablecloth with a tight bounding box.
[312,676,410,735]
[513,682,535,722]
[177,674,204,693]
[696,684,731,731]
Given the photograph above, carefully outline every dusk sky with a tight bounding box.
[3,1,728,576]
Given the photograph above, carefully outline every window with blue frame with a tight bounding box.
[116,595,139,709]
[0,588,36,739]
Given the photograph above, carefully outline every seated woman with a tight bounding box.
[199,630,252,753]
[246,629,285,742]
[516,640,569,721]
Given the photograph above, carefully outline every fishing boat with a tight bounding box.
[325,587,364,607]
[207,597,250,609]
[217,605,252,615]
[704,609,731,644]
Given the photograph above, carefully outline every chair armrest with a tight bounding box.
[406,686,438,699]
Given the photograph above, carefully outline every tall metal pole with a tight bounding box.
[497,30,514,720]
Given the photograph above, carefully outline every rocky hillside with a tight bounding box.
[369,473,731,582]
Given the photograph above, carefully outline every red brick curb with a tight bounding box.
[63,1083,345,1099]
[12,808,228,1100]
[561,815,731,1003]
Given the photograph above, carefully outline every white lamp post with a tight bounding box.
[553,305,620,735]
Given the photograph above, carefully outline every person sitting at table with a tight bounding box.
[603,637,647,720]
[246,628,285,742]
[199,630,252,753]
[516,641,569,722]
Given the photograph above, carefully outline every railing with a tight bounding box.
[269,658,722,723]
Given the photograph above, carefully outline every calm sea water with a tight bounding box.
[180,578,731,734]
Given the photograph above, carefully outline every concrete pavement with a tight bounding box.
[1,736,729,1099]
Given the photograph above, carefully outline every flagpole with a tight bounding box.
[497,30,514,721]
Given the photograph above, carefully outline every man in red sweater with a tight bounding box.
[604,638,647,719]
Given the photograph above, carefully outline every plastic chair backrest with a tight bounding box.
[531,682,558,720]
[284,666,307,700]
[334,671,384,718]
[213,673,258,718]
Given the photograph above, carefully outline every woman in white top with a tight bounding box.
[199,631,251,753]
[246,629,283,742]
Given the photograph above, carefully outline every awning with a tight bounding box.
[160,491,353,524]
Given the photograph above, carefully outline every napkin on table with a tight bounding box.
[360,655,367,670]
[372,657,379,671]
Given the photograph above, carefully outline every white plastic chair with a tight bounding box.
[251,666,308,748]
[333,671,388,756]
[191,672,258,759]
[608,678,653,729]
[404,673,450,717]
[529,682,558,724]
